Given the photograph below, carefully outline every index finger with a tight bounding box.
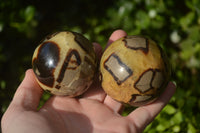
[82,30,127,102]
[105,29,127,49]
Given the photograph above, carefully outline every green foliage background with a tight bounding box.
[0,0,200,132]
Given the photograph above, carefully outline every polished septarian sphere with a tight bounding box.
[100,35,170,106]
[32,31,97,96]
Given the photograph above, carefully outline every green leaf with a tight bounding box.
[172,125,181,133]
[187,123,197,133]
[135,10,150,29]
[156,124,167,132]
[156,116,171,131]
[0,80,6,89]
[170,111,184,125]
[180,12,195,30]
[187,26,200,42]
[180,39,195,60]
[186,56,200,68]
[163,104,177,115]
[24,6,35,22]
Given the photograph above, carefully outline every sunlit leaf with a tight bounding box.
[24,6,35,22]
[187,123,197,133]
[180,12,195,30]
[163,104,177,115]
[172,125,181,133]
[170,111,184,125]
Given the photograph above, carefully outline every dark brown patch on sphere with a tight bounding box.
[32,41,60,87]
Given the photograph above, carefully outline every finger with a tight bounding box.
[102,30,127,113]
[82,43,106,102]
[83,30,127,102]
[103,96,124,114]
[11,69,43,111]
[93,42,103,60]
[126,82,176,131]
[106,29,127,49]
[82,74,106,102]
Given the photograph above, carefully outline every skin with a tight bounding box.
[1,30,176,133]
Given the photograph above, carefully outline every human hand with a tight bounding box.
[1,30,176,133]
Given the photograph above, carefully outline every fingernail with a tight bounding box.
[171,81,177,88]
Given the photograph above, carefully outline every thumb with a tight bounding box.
[12,69,43,111]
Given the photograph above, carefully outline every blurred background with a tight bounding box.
[0,0,200,132]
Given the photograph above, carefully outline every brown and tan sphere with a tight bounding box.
[100,35,170,106]
[32,31,97,96]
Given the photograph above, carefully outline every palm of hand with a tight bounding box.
[4,69,136,133]
[1,30,176,133]
[37,96,131,133]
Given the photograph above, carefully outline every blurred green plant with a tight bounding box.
[0,0,200,132]
[9,5,37,38]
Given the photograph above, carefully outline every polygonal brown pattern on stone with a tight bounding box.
[124,36,149,54]
[129,94,153,103]
[55,49,81,89]
[104,53,133,85]
[135,69,164,93]
[73,32,95,59]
